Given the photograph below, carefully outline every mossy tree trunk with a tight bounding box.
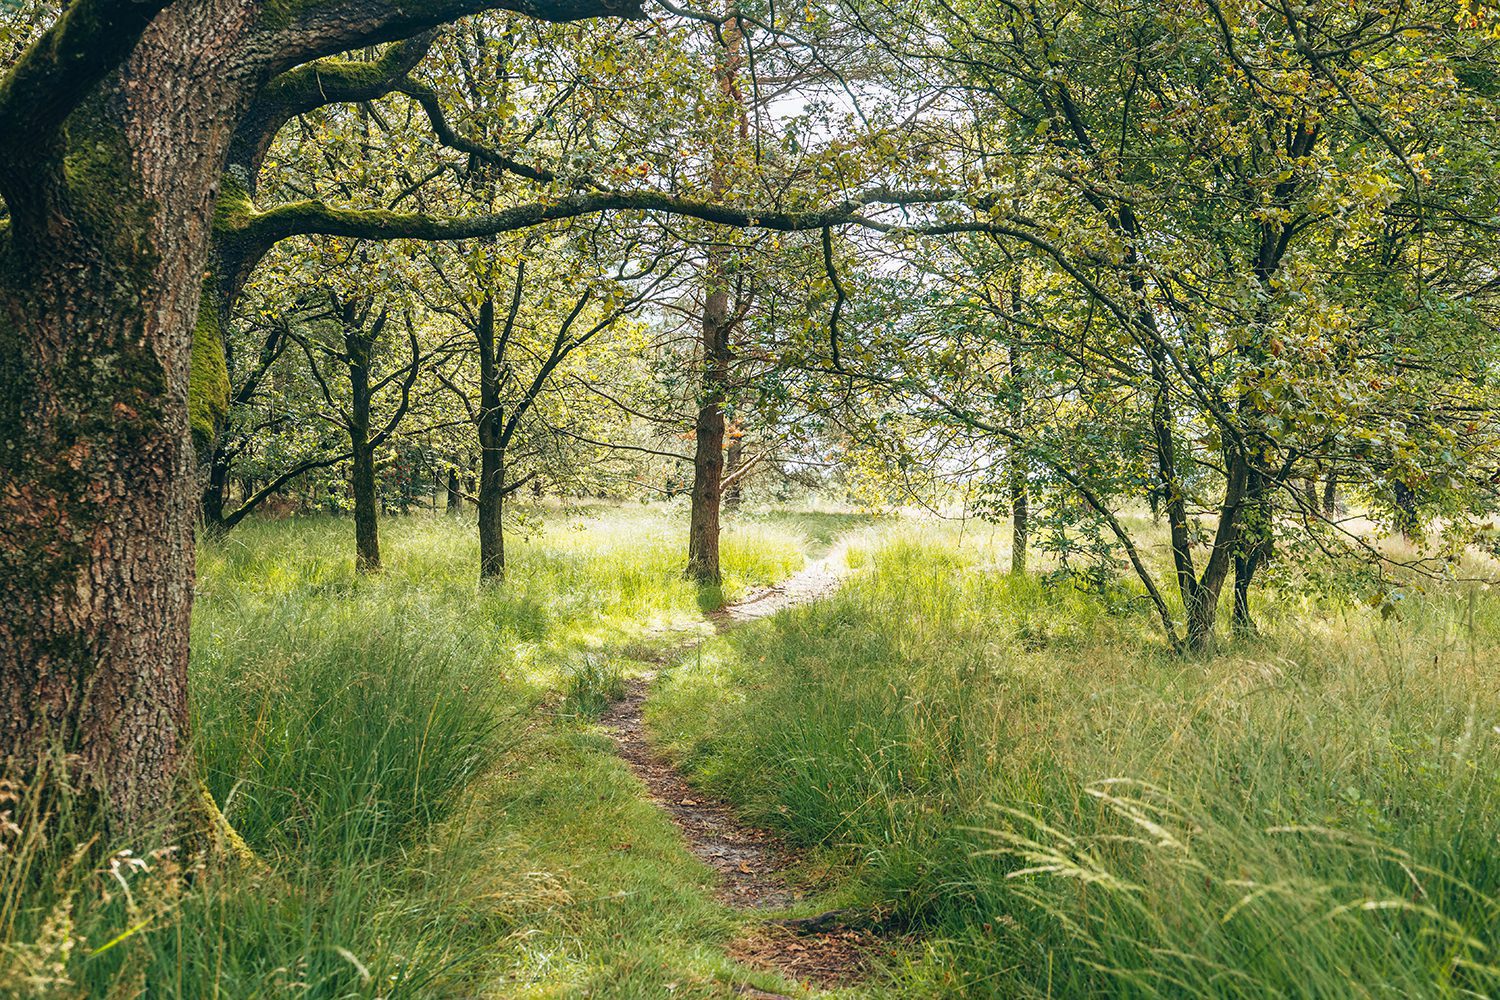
[0,1,265,822]
[0,0,676,823]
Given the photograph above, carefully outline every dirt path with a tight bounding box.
[599,546,878,996]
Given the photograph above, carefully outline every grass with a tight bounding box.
[650,525,1500,998]
[1,505,815,999]
[16,504,1492,998]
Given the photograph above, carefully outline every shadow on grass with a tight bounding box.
[695,582,727,614]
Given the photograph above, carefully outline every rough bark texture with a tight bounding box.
[0,0,638,822]
[0,0,264,821]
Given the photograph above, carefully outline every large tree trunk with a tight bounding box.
[0,5,262,821]
[1322,466,1339,516]
[686,269,732,585]
[475,296,507,581]
[0,0,639,823]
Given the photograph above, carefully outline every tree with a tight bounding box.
[287,289,425,573]
[0,0,643,821]
[426,228,673,580]
[825,0,1500,649]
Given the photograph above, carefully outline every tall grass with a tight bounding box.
[651,530,1500,997]
[2,506,808,998]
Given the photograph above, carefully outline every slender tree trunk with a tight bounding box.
[447,468,463,514]
[477,447,505,579]
[723,436,744,511]
[684,9,746,586]
[200,450,232,537]
[347,332,381,574]
[1393,479,1420,541]
[1322,467,1338,516]
[1011,473,1029,575]
[475,296,507,581]
[686,270,731,585]
[1231,467,1270,635]
[1232,546,1267,635]
[1007,340,1027,575]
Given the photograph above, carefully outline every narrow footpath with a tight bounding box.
[599,545,879,997]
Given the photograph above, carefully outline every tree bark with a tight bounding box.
[346,352,381,575]
[447,467,463,514]
[0,0,270,821]
[723,436,745,512]
[686,268,732,585]
[1231,466,1270,635]
[1010,471,1029,576]
[684,11,746,586]
[0,0,642,822]
[475,296,506,581]
[200,448,232,537]
[1007,340,1027,575]
[346,319,382,574]
[1322,466,1339,516]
